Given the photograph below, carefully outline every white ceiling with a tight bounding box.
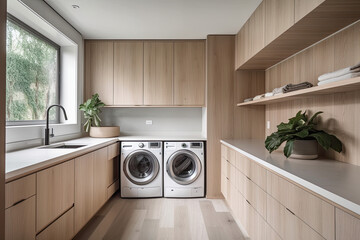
[44,0,262,39]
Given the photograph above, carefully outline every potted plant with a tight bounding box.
[265,111,342,159]
[79,94,120,138]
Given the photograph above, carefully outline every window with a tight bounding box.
[6,15,60,125]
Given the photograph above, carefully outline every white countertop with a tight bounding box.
[221,139,360,216]
[5,135,206,183]
[6,137,118,182]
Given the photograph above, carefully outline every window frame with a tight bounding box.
[6,14,61,126]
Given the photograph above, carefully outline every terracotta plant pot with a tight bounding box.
[89,126,120,138]
[290,139,318,160]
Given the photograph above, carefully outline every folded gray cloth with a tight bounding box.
[318,72,360,86]
[253,94,265,100]
[318,62,360,81]
[243,98,253,103]
[272,85,286,94]
[283,82,313,93]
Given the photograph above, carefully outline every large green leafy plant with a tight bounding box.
[79,94,105,132]
[265,111,342,158]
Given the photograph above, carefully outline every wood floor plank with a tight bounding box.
[174,205,192,240]
[139,219,159,240]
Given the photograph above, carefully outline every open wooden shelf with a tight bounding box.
[237,77,360,107]
[238,0,360,70]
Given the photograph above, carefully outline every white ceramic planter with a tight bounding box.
[290,139,318,160]
[89,126,120,138]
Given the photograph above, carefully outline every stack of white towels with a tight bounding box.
[318,62,360,86]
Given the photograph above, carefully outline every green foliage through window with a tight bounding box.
[6,16,59,123]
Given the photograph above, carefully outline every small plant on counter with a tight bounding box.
[79,93,105,132]
[265,111,342,158]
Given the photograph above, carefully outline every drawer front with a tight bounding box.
[266,223,282,240]
[221,173,228,199]
[235,168,246,196]
[228,148,236,166]
[221,144,227,159]
[244,175,267,219]
[267,195,324,240]
[108,142,120,160]
[37,160,75,232]
[5,195,36,240]
[36,207,74,240]
[107,156,119,187]
[5,174,36,209]
[244,199,267,240]
[235,152,251,176]
[107,179,119,200]
[267,170,334,240]
[249,160,267,191]
[336,208,360,240]
[229,163,236,186]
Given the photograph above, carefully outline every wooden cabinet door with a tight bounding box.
[174,41,205,106]
[36,160,74,232]
[93,147,108,212]
[336,208,360,240]
[235,21,249,69]
[114,41,144,105]
[5,196,36,240]
[265,0,295,45]
[75,152,94,233]
[144,41,173,105]
[249,1,265,57]
[5,174,35,209]
[85,41,114,105]
[295,0,324,23]
[36,208,74,240]
[107,143,120,187]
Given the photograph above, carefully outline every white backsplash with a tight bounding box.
[99,107,204,136]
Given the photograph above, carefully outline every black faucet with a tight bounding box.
[45,104,68,145]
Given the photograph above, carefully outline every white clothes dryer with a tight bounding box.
[121,142,162,198]
[164,142,205,198]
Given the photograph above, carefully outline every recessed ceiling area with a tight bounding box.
[44,0,262,39]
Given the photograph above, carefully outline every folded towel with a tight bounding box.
[253,94,265,100]
[265,92,274,98]
[318,62,360,81]
[243,98,253,103]
[318,72,360,86]
[283,82,313,93]
[272,85,287,94]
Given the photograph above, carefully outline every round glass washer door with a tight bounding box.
[166,150,202,185]
[123,149,159,185]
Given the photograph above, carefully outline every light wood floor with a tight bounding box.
[74,193,245,240]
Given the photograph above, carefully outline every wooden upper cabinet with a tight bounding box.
[85,41,114,105]
[235,21,249,70]
[174,41,206,106]
[144,41,174,105]
[265,0,295,45]
[249,1,265,57]
[114,41,144,105]
[295,0,324,23]
[36,160,75,233]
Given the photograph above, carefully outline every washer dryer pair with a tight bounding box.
[120,141,205,198]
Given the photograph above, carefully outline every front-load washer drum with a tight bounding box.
[167,150,202,185]
[124,150,159,185]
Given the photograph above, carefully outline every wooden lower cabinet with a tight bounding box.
[36,160,75,232]
[267,195,324,240]
[36,208,74,240]
[336,208,360,240]
[243,200,267,240]
[5,174,36,209]
[75,152,94,233]
[93,147,108,212]
[5,196,36,240]
[107,180,119,200]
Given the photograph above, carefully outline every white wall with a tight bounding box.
[100,108,204,137]
[6,0,84,151]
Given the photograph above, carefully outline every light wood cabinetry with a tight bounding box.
[295,0,324,23]
[5,196,35,240]
[5,174,35,209]
[36,208,74,240]
[107,143,120,187]
[336,208,360,240]
[93,147,108,212]
[114,41,144,105]
[85,41,114,105]
[144,41,173,105]
[265,0,295,45]
[174,41,205,106]
[267,170,335,240]
[36,160,74,232]
[235,21,249,69]
[75,152,94,233]
[249,1,265,57]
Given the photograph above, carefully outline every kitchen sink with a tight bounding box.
[39,143,87,149]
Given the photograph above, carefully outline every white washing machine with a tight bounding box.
[164,142,205,198]
[121,142,163,198]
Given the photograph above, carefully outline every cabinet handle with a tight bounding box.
[286,207,295,216]
[12,198,26,207]
[246,199,251,206]
[226,177,229,180]
[246,176,251,181]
